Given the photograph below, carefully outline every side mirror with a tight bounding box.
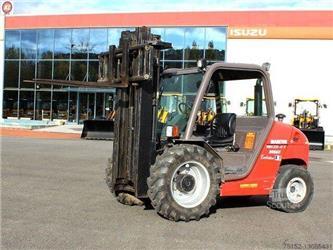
[288,102,292,107]
[240,102,244,107]
[274,101,277,106]
[227,101,231,105]
[323,104,328,108]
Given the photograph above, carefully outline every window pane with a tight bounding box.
[184,28,204,61]
[79,93,88,121]
[87,93,94,119]
[54,29,71,59]
[54,61,69,80]
[35,91,51,120]
[21,30,37,59]
[4,61,19,88]
[224,78,267,117]
[19,91,34,119]
[72,29,89,59]
[89,29,107,59]
[182,73,203,94]
[163,61,183,69]
[3,91,18,118]
[205,27,226,61]
[96,93,104,118]
[52,91,68,120]
[37,60,52,79]
[184,61,197,68]
[164,28,184,60]
[105,93,114,119]
[151,28,165,39]
[108,28,134,46]
[5,30,20,59]
[37,30,54,59]
[69,91,77,122]
[53,61,69,89]
[37,60,52,89]
[88,61,99,82]
[71,61,87,81]
[20,60,36,89]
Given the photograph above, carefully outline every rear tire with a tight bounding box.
[269,165,314,213]
[147,144,221,221]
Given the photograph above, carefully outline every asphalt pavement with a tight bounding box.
[1,137,333,249]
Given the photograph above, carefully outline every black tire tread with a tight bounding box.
[147,144,221,222]
[269,164,314,213]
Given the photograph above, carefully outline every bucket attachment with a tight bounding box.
[301,128,325,150]
[81,119,114,140]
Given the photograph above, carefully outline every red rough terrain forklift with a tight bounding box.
[32,27,314,221]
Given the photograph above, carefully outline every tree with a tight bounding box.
[208,40,214,49]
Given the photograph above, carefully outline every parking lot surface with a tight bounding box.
[1,137,333,249]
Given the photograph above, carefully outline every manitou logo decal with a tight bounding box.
[229,28,267,38]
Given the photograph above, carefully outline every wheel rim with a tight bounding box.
[170,161,210,208]
[286,177,307,204]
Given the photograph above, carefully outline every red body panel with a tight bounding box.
[221,121,309,196]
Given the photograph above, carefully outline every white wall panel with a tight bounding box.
[227,39,333,139]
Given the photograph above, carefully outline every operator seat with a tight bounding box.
[207,113,236,147]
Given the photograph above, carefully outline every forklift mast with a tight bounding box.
[100,27,171,198]
[26,27,171,197]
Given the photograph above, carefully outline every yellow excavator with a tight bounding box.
[289,98,327,150]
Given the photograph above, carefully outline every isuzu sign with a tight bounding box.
[229,28,268,38]
[228,25,332,40]
[2,1,13,15]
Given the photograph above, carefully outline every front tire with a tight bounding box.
[269,165,314,213]
[147,145,221,221]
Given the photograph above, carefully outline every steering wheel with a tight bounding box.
[178,102,192,115]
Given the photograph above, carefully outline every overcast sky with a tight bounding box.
[11,0,333,15]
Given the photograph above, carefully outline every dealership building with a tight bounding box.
[1,10,332,138]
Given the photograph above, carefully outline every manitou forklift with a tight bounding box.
[32,27,313,221]
[289,98,326,150]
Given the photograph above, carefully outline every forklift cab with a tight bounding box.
[156,62,275,181]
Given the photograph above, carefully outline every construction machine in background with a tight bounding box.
[241,97,267,116]
[289,98,327,150]
[80,115,115,140]
[81,94,116,140]
[29,27,314,221]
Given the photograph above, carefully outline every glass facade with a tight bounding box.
[3,27,227,122]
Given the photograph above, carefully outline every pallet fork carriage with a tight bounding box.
[30,27,314,221]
